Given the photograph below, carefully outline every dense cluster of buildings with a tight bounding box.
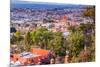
[11,8,93,33]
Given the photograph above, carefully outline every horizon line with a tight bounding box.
[11,0,95,5]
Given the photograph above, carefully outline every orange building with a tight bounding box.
[60,15,67,25]
[10,48,50,65]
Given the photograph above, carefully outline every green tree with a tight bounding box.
[30,27,50,49]
[67,23,95,62]
[24,32,32,51]
[10,34,17,44]
[10,31,24,45]
[48,32,65,57]
[67,28,84,62]
[30,27,66,57]
[10,31,24,53]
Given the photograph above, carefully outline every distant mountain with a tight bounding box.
[10,1,93,9]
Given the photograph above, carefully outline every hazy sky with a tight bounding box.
[11,0,95,5]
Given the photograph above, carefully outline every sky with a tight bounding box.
[11,0,95,5]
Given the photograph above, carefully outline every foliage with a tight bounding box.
[24,32,32,51]
[67,22,95,62]
[67,29,84,62]
[83,6,95,22]
[10,31,24,45]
